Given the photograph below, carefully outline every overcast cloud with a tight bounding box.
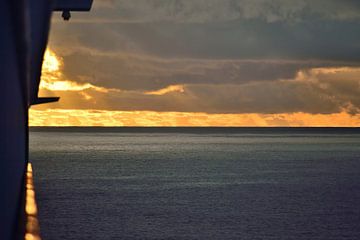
[39,0,360,115]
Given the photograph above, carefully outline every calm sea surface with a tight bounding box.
[29,128,360,240]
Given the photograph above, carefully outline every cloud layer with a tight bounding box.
[32,0,360,125]
[65,0,360,23]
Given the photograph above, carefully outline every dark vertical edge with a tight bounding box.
[8,0,30,238]
[12,172,26,240]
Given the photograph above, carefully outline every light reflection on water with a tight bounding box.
[25,163,41,240]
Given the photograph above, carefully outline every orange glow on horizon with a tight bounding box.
[29,109,360,127]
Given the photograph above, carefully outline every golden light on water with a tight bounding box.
[25,163,41,240]
[25,233,41,240]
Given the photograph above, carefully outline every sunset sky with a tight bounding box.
[30,0,360,126]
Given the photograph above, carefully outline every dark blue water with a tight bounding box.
[29,128,360,240]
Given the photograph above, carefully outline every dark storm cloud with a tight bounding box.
[50,18,360,61]
[38,67,360,114]
[58,50,358,91]
[45,0,360,114]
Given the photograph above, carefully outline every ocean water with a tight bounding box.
[29,128,360,240]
